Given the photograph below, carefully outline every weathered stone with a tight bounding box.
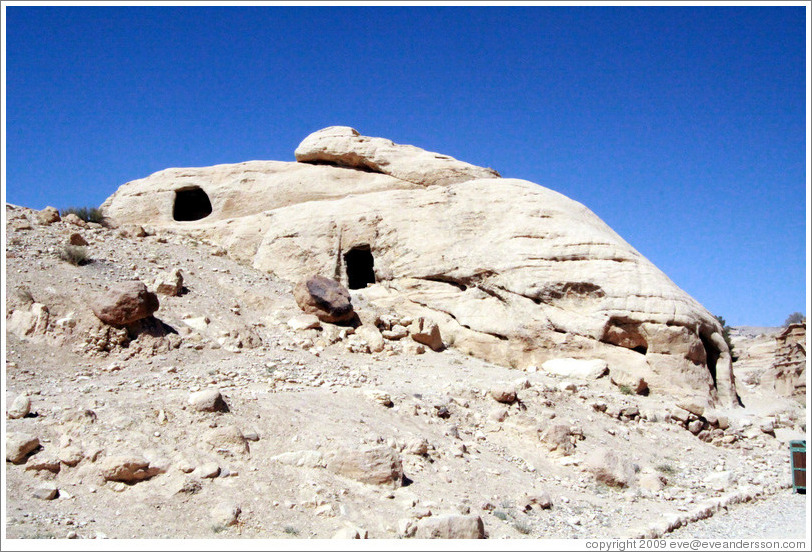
[520,491,553,511]
[414,514,486,539]
[59,446,84,467]
[68,232,88,246]
[154,268,184,296]
[36,206,60,224]
[7,394,31,419]
[540,424,576,455]
[271,450,325,468]
[33,483,59,500]
[383,324,409,340]
[183,316,210,332]
[639,472,667,492]
[403,438,429,456]
[192,462,221,479]
[6,433,40,464]
[610,367,649,395]
[90,281,159,326]
[363,389,393,407]
[287,314,321,331]
[542,358,608,379]
[586,447,635,488]
[294,275,354,324]
[98,455,161,482]
[490,385,517,404]
[410,317,443,351]
[188,388,228,412]
[210,501,241,527]
[62,213,87,227]
[203,425,248,456]
[100,128,738,406]
[325,445,403,488]
[25,455,61,474]
[677,397,708,418]
[688,420,705,435]
[355,325,385,353]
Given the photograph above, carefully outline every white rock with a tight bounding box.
[542,358,608,379]
[7,394,31,419]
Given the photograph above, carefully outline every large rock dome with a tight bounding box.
[100,126,738,406]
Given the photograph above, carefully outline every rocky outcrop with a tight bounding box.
[760,323,806,398]
[99,127,737,406]
[295,126,500,187]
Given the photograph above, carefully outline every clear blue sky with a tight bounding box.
[3,4,809,327]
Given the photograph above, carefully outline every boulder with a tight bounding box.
[90,281,159,326]
[188,388,229,412]
[287,314,321,331]
[62,213,87,227]
[325,445,403,488]
[203,425,249,456]
[153,268,184,296]
[7,394,31,419]
[36,206,60,224]
[210,502,241,527]
[609,367,649,395]
[6,433,40,464]
[585,447,635,488]
[410,317,443,351]
[355,325,385,352]
[414,514,486,539]
[98,455,161,482]
[542,358,608,379]
[293,275,355,324]
[68,232,88,246]
[489,385,517,404]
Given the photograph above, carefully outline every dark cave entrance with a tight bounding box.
[699,333,719,388]
[173,186,213,221]
[344,245,376,290]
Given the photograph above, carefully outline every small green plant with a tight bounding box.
[59,245,89,266]
[211,524,227,534]
[715,315,736,359]
[61,206,105,224]
[513,519,533,535]
[618,384,633,395]
[493,510,508,521]
[283,526,299,536]
[784,312,806,326]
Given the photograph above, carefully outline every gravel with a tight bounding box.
[666,491,808,540]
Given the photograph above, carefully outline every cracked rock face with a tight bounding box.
[100,127,737,406]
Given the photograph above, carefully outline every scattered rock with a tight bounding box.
[609,368,649,395]
[639,472,667,492]
[287,314,321,331]
[585,447,635,488]
[414,514,486,539]
[89,280,159,326]
[59,446,84,467]
[36,206,60,225]
[25,455,61,474]
[154,268,184,296]
[333,525,368,539]
[355,325,385,353]
[520,491,553,511]
[203,425,249,456]
[403,438,429,456]
[363,389,393,407]
[188,388,229,412]
[210,501,241,527]
[68,232,89,246]
[293,275,355,324]
[271,450,325,468]
[677,397,708,418]
[98,455,161,482]
[33,483,59,500]
[325,445,403,488]
[62,213,87,227]
[192,462,221,479]
[489,385,517,404]
[6,433,40,464]
[383,324,409,340]
[7,394,31,419]
[410,317,443,351]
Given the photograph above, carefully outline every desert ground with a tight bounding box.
[4,203,808,542]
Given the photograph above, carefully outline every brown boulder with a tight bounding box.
[36,206,60,224]
[410,317,443,351]
[294,275,354,324]
[90,281,159,326]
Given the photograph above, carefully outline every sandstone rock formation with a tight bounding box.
[90,281,159,326]
[100,127,737,406]
[760,323,806,399]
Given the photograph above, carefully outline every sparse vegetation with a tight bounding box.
[283,526,299,536]
[784,312,806,326]
[493,510,508,521]
[619,384,633,395]
[61,205,105,224]
[513,519,533,535]
[715,315,736,360]
[656,463,677,476]
[59,245,89,266]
